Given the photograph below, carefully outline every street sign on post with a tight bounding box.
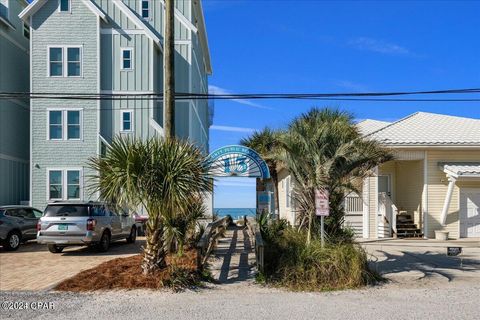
[315,189,330,216]
[315,189,329,248]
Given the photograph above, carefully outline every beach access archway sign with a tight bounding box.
[207,145,270,179]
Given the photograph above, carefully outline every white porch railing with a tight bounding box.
[344,193,364,237]
[378,192,398,238]
[345,193,363,214]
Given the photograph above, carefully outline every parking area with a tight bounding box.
[0,238,144,291]
[361,239,480,285]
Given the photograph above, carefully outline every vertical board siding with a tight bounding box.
[0,0,30,205]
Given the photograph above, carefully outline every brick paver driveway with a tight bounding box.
[0,238,144,291]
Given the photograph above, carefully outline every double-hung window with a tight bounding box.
[49,46,82,77]
[121,110,133,132]
[48,109,82,140]
[141,0,150,19]
[67,47,81,76]
[59,0,70,12]
[48,169,82,200]
[121,48,133,70]
[23,23,30,39]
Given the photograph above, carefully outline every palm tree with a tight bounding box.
[88,136,212,274]
[278,108,393,243]
[240,127,282,216]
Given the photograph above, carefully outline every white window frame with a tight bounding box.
[120,110,134,132]
[58,0,71,13]
[47,168,83,201]
[47,108,83,141]
[47,45,83,78]
[120,48,134,71]
[140,0,150,20]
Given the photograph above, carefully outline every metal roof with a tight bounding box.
[440,162,480,178]
[357,119,391,135]
[367,112,480,146]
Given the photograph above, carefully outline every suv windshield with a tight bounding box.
[44,205,90,217]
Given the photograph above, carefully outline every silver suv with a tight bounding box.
[37,202,137,253]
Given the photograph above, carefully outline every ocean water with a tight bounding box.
[214,208,256,220]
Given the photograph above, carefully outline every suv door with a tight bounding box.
[19,208,39,241]
[5,209,30,239]
[108,209,122,238]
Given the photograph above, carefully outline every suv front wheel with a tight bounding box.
[48,244,64,253]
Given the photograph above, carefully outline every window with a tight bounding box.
[141,0,150,19]
[59,0,70,12]
[23,23,30,39]
[49,110,63,139]
[48,109,82,140]
[67,47,81,76]
[121,48,133,70]
[67,110,80,139]
[48,46,82,77]
[121,110,133,132]
[67,170,80,199]
[48,169,82,200]
[49,170,63,200]
[0,0,8,19]
[49,48,63,77]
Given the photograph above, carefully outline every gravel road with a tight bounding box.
[1,280,479,320]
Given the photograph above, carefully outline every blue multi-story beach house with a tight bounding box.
[18,0,213,210]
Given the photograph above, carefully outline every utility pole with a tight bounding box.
[163,0,175,138]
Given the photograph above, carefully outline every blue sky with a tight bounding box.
[203,0,480,208]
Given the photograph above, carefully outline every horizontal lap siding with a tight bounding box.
[427,150,480,239]
[395,160,423,226]
[31,0,99,210]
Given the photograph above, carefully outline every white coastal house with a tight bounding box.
[277,112,480,240]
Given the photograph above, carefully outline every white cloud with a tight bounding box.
[334,80,369,92]
[208,85,272,110]
[210,125,257,133]
[348,37,410,55]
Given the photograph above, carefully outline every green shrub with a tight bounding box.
[262,227,379,291]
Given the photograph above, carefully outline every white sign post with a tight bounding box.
[315,189,330,248]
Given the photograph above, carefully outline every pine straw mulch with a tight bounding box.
[55,249,205,292]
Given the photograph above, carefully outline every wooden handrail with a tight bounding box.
[246,217,265,273]
[196,216,229,270]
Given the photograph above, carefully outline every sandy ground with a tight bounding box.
[1,237,479,319]
[1,280,479,320]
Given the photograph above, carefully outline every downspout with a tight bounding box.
[440,175,457,226]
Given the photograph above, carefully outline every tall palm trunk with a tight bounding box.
[142,212,166,274]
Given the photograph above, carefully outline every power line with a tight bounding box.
[0,87,479,101]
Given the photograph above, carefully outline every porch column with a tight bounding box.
[440,175,457,226]
[362,177,370,238]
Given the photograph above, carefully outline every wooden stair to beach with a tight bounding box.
[396,214,424,238]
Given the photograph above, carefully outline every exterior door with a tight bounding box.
[460,188,480,238]
[378,175,391,197]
